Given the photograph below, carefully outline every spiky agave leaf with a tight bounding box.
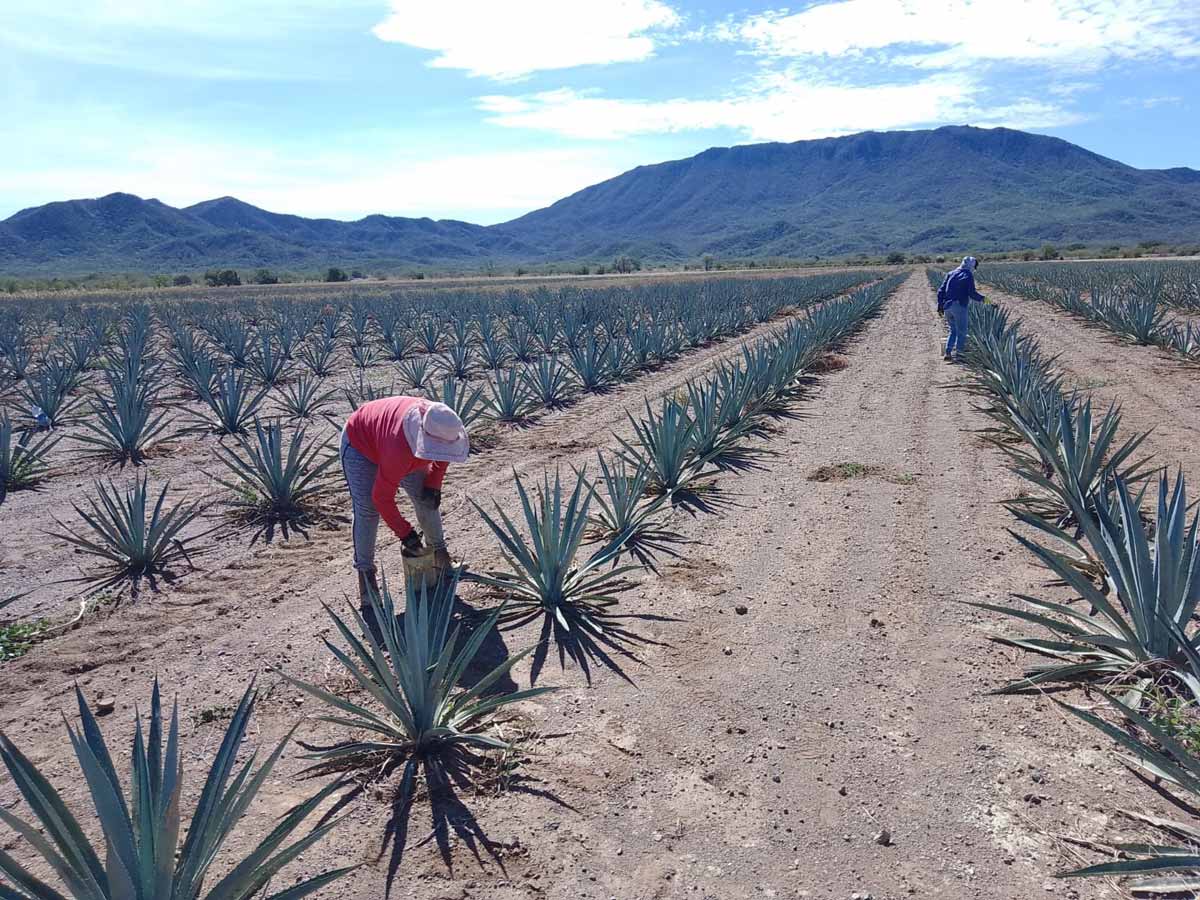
[75,371,174,466]
[486,366,535,423]
[282,566,550,768]
[344,372,395,412]
[246,333,293,386]
[585,451,682,572]
[440,342,475,380]
[51,475,204,592]
[0,414,59,503]
[428,375,487,427]
[15,360,82,428]
[470,469,638,650]
[215,419,338,540]
[974,472,1200,706]
[1057,691,1200,888]
[615,397,700,496]
[0,679,352,900]
[397,356,432,390]
[522,355,576,409]
[296,339,337,378]
[277,375,337,421]
[188,367,271,436]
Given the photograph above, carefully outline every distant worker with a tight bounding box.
[340,396,469,606]
[936,256,988,362]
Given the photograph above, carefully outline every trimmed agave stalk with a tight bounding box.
[1,414,59,503]
[281,566,550,783]
[471,468,636,680]
[0,679,350,900]
[215,419,338,540]
[51,475,204,592]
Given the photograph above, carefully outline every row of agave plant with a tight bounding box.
[3,272,883,602]
[0,272,874,500]
[955,294,1200,890]
[968,261,1200,362]
[0,276,901,898]
[0,272,873,398]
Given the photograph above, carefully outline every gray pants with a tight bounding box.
[340,429,446,572]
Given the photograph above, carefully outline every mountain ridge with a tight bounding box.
[3,126,1198,274]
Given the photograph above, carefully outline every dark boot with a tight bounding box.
[356,568,384,643]
[357,567,381,604]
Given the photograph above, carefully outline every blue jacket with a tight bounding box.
[938,269,984,310]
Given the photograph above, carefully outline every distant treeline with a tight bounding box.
[3,241,1197,295]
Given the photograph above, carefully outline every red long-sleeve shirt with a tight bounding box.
[345,396,448,538]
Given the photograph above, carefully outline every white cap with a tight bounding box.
[403,400,469,464]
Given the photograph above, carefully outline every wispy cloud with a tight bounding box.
[479,70,1081,142]
[373,0,682,80]
[730,0,1200,68]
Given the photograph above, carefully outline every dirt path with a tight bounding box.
[984,288,1200,480]
[1,274,1171,898]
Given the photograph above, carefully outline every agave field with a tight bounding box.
[6,257,1200,896]
[973,259,1200,362]
[0,267,905,896]
[919,261,1200,892]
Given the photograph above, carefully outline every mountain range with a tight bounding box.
[3,125,1198,275]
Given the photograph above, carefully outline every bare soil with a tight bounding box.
[2,273,1198,899]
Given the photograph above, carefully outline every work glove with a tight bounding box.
[981,296,991,305]
[422,487,442,509]
[434,547,452,570]
[400,530,425,557]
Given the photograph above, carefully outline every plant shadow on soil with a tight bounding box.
[307,589,574,893]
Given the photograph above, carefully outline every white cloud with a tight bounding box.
[733,0,1200,68]
[372,0,681,79]
[478,72,1081,142]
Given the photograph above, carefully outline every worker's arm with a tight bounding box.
[966,272,986,302]
[371,472,414,538]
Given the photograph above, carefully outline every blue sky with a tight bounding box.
[3,0,1198,224]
